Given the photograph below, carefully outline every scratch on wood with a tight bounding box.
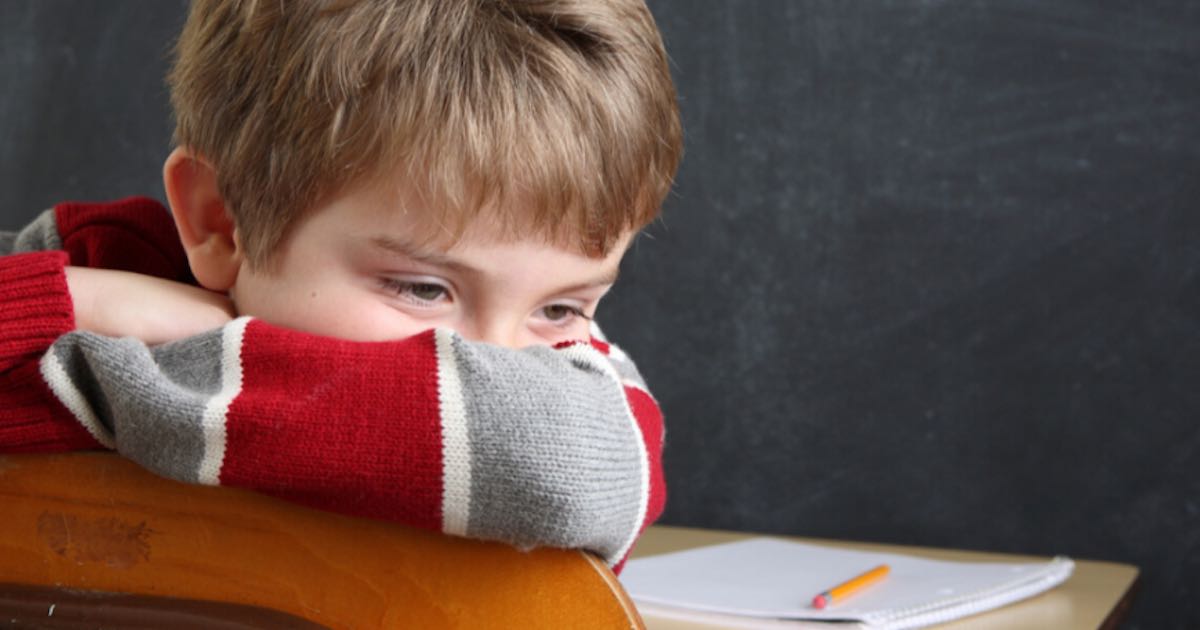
[37,511,153,569]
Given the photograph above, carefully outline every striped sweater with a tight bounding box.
[0,197,665,569]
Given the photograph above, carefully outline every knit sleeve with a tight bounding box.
[0,197,191,373]
[0,252,75,375]
[52,197,194,281]
[0,196,194,374]
[2,197,189,281]
[1,207,62,255]
[0,247,94,451]
[5,318,666,567]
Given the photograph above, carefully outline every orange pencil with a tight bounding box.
[811,564,890,609]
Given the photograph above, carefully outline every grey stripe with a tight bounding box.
[52,336,117,434]
[592,324,648,389]
[152,329,226,396]
[10,209,62,253]
[607,348,649,391]
[453,337,643,561]
[48,330,219,483]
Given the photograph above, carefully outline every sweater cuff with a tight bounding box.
[0,251,75,372]
[0,360,103,453]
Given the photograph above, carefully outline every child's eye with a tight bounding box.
[539,304,590,324]
[379,278,450,305]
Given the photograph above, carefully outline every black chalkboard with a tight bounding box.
[0,1,183,211]
[2,2,1197,627]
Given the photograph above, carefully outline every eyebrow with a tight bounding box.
[367,235,621,291]
[369,236,470,271]
[560,266,621,292]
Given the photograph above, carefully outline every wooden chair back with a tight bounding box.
[0,452,644,628]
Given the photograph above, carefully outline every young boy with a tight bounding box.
[0,0,680,570]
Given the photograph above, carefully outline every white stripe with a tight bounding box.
[556,342,622,382]
[197,317,249,485]
[558,343,651,567]
[436,329,472,536]
[39,351,115,449]
[622,378,652,398]
[608,390,651,567]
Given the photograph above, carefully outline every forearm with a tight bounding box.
[1,197,214,366]
[0,208,74,371]
[0,252,74,375]
[2,318,666,566]
[0,252,96,451]
[63,266,235,344]
[1,198,192,279]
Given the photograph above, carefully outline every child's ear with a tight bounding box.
[163,147,243,291]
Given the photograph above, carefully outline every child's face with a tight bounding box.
[229,183,630,348]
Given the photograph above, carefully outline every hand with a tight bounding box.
[65,266,236,345]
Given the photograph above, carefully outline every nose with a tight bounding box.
[466,319,527,349]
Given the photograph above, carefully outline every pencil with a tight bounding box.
[811,564,890,609]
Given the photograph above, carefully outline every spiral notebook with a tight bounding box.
[620,538,1074,630]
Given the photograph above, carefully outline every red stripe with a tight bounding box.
[588,337,612,355]
[0,361,104,453]
[610,385,667,575]
[221,322,444,530]
[625,385,666,530]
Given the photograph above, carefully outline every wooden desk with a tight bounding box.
[628,526,1139,630]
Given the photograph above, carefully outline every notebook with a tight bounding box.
[620,538,1074,630]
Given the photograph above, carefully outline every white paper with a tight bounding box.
[620,538,1073,628]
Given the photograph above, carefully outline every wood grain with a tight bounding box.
[0,452,643,629]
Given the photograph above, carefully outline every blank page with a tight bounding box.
[621,538,1073,624]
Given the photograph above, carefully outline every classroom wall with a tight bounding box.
[1,2,1196,628]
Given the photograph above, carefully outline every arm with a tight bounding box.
[0,252,75,376]
[1,318,665,567]
[2,197,193,280]
[2,197,663,564]
[0,198,234,366]
[0,207,78,374]
[0,197,232,445]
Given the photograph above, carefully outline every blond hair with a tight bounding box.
[168,0,682,266]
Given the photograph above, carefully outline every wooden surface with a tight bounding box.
[0,452,643,629]
[628,526,1139,630]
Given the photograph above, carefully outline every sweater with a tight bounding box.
[0,197,666,569]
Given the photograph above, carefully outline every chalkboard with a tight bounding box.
[0,1,183,211]
[2,2,1197,627]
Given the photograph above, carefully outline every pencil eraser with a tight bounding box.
[812,594,828,610]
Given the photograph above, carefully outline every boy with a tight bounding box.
[0,0,680,569]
